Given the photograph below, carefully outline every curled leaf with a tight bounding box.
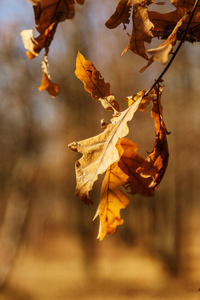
[137,86,169,189]
[20,29,39,59]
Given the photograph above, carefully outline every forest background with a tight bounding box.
[0,0,200,299]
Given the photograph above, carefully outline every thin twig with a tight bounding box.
[144,0,200,96]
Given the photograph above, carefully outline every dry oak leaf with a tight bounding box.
[170,0,200,20]
[68,96,142,205]
[122,0,154,60]
[117,138,155,196]
[75,52,120,113]
[137,86,169,189]
[93,162,130,241]
[140,14,189,72]
[34,0,76,34]
[105,0,133,29]
[149,10,200,42]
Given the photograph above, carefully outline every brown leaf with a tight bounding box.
[122,0,154,59]
[76,0,85,4]
[20,23,57,59]
[105,0,133,29]
[75,52,120,113]
[68,96,142,205]
[93,161,130,241]
[33,0,76,35]
[117,138,155,196]
[149,10,200,43]
[170,0,200,19]
[21,0,84,59]
[136,86,169,189]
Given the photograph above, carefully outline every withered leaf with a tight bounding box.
[68,96,142,205]
[75,52,120,113]
[105,0,133,29]
[21,0,84,59]
[117,138,155,196]
[33,0,76,35]
[76,0,85,4]
[136,86,169,189]
[170,0,200,19]
[94,161,130,241]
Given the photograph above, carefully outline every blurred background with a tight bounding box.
[0,0,200,299]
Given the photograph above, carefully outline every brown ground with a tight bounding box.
[0,230,200,300]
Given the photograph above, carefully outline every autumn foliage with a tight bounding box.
[21,0,199,240]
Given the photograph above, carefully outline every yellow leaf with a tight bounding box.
[75,52,120,113]
[68,96,142,205]
[94,162,130,241]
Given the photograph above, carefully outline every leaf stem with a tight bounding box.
[144,0,200,96]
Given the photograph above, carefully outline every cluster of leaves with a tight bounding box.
[21,0,199,240]
[69,52,169,240]
[105,0,200,71]
[21,0,85,97]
